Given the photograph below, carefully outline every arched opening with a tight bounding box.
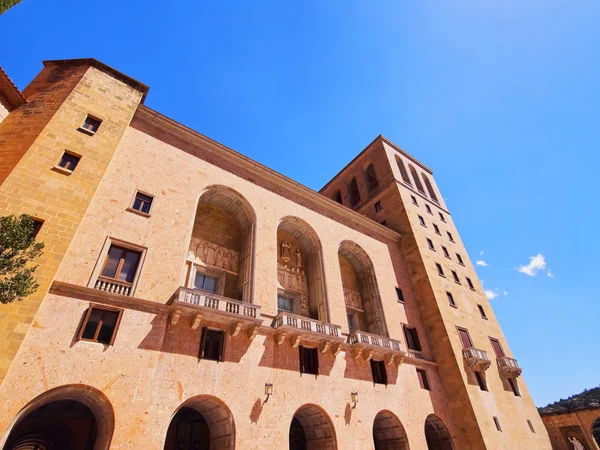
[421,174,439,203]
[395,156,411,185]
[373,410,410,450]
[593,416,600,445]
[186,185,255,303]
[348,178,361,207]
[424,415,453,450]
[164,396,235,450]
[1,385,114,450]
[333,190,343,205]
[408,164,425,194]
[289,404,337,450]
[339,240,386,336]
[366,164,379,192]
[277,217,328,321]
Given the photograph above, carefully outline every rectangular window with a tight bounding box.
[101,245,141,284]
[78,306,123,345]
[277,294,293,313]
[411,195,418,206]
[436,263,445,277]
[527,420,535,434]
[57,151,81,172]
[427,238,435,250]
[433,224,441,235]
[456,254,464,265]
[416,368,430,390]
[404,326,422,351]
[447,232,455,243]
[370,359,388,385]
[466,277,475,290]
[493,416,502,432]
[199,328,225,361]
[447,291,456,307]
[442,246,450,258]
[439,212,446,222]
[425,204,432,214]
[347,312,357,333]
[478,304,488,320]
[194,273,217,293]
[27,219,44,241]
[475,371,488,391]
[131,191,154,215]
[508,378,521,397]
[489,338,505,358]
[374,201,383,213]
[395,287,404,302]
[418,215,426,226]
[81,115,102,133]
[299,346,319,375]
[457,327,473,348]
[451,270,461,284]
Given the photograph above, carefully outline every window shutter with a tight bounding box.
[199,327,207,359]
[218,331,226,362]
[458,328,472,348]
[490,338,505,358]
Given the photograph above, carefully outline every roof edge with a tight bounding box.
[0,66,26,110]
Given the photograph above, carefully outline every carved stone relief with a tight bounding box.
[189,237,239,273]
[278,263,308,293]
[344,287,363,310]
[281,240,291,263]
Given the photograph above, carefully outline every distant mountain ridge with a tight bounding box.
[538,386,600,414]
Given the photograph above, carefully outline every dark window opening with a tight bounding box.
[411,196,418,205]
[439,212,446,222]
[456,254,464,265]
[82,115,102,133]
[447,292,456,307]
[349,178,361,207]
[57,152,80,171]
[334,190,343,205]
[101,245,141,284]
[478,304,488,319]
[370,359,388,385]
[396,156,411,185]
[527,419,535,434]
[493,416,502,432]
[436,263,445,277]
[452,271,461,284]
[466,278,475,290]
[433,224,441,235]
[447,232,455,243]
[404,326,422,351]
[380,220,388,226]
[417,368,430,390]
[366,164,379,192]
[199,328,225,361]
[27,218,44,241]
[422,174,439,203]
[475,371,488,391]
[132,191,154,214]
[409,164,425,193]
[418,215,426,226]
[374,201,383,212]
[508,378,521,397]
[427,238,435,250]
[395,287,404,302]
[79,306,123,345]
[442,246,450,258]
[299,346,319,375]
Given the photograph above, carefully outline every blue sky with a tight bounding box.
[2,0,598,406]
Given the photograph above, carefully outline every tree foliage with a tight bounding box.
[0,0,23,14]
[0,214,44,304]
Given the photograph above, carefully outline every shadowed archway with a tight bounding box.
[289,404,337,450]
[424,415,453,450]
[373,410,410,450]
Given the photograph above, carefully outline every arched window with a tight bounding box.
[290,404,337,450]
[339,240,387,336]
[333,190,343,205]
[349,178,361,207]
[395,156,411,185]
[422,173,439,203]
[424,414,453,450]
[366,164,379,192]
[408,164,425,194]
[373,410,410,450]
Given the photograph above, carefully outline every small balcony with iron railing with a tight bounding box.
[348,330,405,367]
[462,347,491,371]
[168,287,263,339]
[272,312,344,356]
[497,356,522,378]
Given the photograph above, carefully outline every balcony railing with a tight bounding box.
[168,287,262,338]
[348,330,405,366]
[462,347,491,371]
[94,277,132,296]
[272,312,344,354]
[497,356,522,377]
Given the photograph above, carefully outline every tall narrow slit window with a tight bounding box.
[27,219,44,241]
[366,164,379,192]
[478,304,488,319]
[404,326,422,351]
[475,371,488,391]
[493,417,502,432]
[425,204,432,214]
[451,270,461,284]
[447,232,455,243]
[527,420,535,434]
[374,201,383,213]
[300,346,319,375]
[334,190,343,205]
[349,178,361,207]
[370,359,388,385]
[427,238,435,251]
[457,327,473,349]
[447,291,456,307]
[78,306,123,345]
[416,368,430,390]
[199,328,225,361]
[418,215,426,226]
[412,195,418,206]
[439,212,446,222]
[442,246,450,259]
[436,263,445,277]
[395,287,404,303]
[100,245,141,285]
[508,378,521,397]
[433,224,441,235]
[456,254,464,265]
[466,277,475,291]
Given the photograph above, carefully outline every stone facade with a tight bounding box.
[541,408,600,450]
[0,59,551,449]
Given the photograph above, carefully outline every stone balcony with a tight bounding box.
[94,277,133,296]
[462,347,491,371]
[497,356,522,378]
[348,330,405,366]
[168,287,262,339]
[272,312,344,356]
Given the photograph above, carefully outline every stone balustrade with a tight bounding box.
[462,347,491,371]
[94,278,132,296]
[348,330,405,365]
[271,311,344,354]
[273,311,341,337]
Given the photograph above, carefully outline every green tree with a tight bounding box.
[0,214,44,304]
[0,0,23,14]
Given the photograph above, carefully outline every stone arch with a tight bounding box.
[277,216,328,321]
[424,414,453,450]
[164,395,235,450]
[338,240,387,336]
[188,185,256,303]
[421,174,439,203]
[365,164,379,192]
[408,164,425,194]
[373,410,410,450]
[395,156,411,185]
[290,404,337,450]
[0,384,115,450]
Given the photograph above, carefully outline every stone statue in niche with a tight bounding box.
[294,248,302,267]
[568,437,586,450]
[281,240,291,262]
[189,237,239,273]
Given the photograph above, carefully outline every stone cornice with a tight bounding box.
[132,105,402,244]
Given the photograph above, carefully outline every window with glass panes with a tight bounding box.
[277,294,293,313]
[132,191,154,214]
[194,273,217,293]
[78,306,123,345]
[101,245,141,284]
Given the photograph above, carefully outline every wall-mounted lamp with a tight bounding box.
[264,383,273,403]
[351,391,359,409]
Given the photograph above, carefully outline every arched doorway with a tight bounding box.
[372,410,409,450]
[276,217,328,322]
[1,385,114,450]
[289,404,337,450]
[424,415,453,450]
[187,186,256,303]
[338,240,386,336]
[164,396,235,450]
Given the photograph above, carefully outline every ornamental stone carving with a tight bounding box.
[189,237,239,273]
[294,248,302,267]
[344,287,363,310]
[281,240,291,263]
[278,263,307,293]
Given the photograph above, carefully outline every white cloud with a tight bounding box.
[517,254,547,277]
[484,289,498,300]
[476,260,488,266]
[547,269,554,278]
[480,250,484,256]
[503,290,508,296]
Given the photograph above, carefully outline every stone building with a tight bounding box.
[0,58,551,449]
